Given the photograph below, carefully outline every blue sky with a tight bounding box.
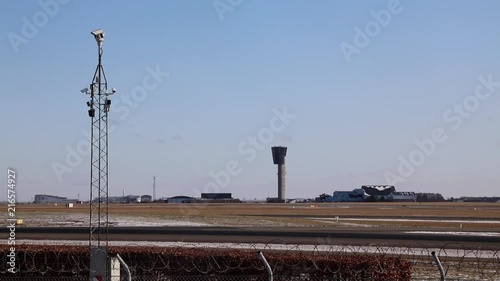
[1,0,500,202]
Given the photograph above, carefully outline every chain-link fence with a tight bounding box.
[0,277,268,281]
[0,242,499,280]
[117,276,266,281]
[0,276,89,280]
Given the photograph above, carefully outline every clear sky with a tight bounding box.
[1,0,500,202]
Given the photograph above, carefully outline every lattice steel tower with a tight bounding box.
[81,29,116,280]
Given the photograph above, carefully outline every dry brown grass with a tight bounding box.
[6,202,500,229]
[10,201,500,218]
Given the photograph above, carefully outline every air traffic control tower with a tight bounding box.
[271,146,287,203]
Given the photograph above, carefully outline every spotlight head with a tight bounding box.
[105,99,111,112]
[91,29,105,46]
[88,108,95,118]
[112,88,116,93]
[81,88,89,94]
[86,101,92,107]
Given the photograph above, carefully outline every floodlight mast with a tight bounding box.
[153,176,156,201]
[83,28,115,281]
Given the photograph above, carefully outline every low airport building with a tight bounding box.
[33,194,79,204]
[390,191,416,202]
[201,193,232,200]
[326,186,418,202]
[329,189,366,202]
[166,196,196,204]
[200,193,241,203]
[141,195,152,203]
[361,185,395,201]
[106,195,142,203]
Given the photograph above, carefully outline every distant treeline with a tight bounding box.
[449,196,500,203]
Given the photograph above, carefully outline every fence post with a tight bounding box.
[116,254,132,281]
[258,251,273,281]
[431,251,445,281]
[110,256,120,281]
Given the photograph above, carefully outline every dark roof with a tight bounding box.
[393,192,415,196]
[201,193,232,199]
[362,185,395,196]
[168,196,193,199]
[35,194,68,199]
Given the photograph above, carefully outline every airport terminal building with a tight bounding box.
[327,186,417,202]
[33,194,79,204]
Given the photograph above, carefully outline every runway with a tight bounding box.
[5,226,500,249]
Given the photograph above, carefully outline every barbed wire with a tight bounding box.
[0,242,498,280]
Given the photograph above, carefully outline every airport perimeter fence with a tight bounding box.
[0,242,499,280]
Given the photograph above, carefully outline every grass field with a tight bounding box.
[7,202,500,230]
[4,202,500,280]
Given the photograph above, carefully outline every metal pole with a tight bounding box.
[431,251,445,281]
[153,176,156,201]
[116,254,131,281]
[257,251,273,281]
[88,86,94,268]
[98,43,102,249]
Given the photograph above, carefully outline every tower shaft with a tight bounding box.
[153,176,156,201]
[277,164,286,202]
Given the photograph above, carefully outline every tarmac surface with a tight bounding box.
[5,226,500,249]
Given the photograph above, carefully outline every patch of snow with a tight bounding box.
[314,218,500,224]
[12,213,210,227]
[406,231,500,237]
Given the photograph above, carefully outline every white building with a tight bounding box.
[123,195,141,203]
[34,194,78,204]
[390,192,416,202]
[102,195,141,203]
